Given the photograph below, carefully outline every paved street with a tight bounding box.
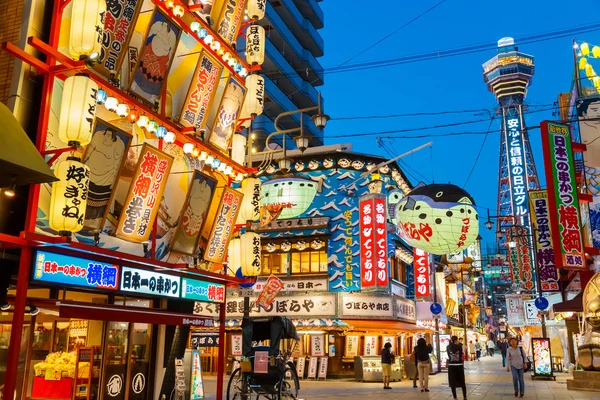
[203,356,600,399]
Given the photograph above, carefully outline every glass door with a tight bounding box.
[128,323,151,400]
[102,321,130,400]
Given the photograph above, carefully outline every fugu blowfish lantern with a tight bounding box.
[395,184,479,255]
[260,176,319,223]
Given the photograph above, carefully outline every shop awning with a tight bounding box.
[551,292,583,313]
[0,102,57,187]
[58,301,215,327]
[342,319,421,332]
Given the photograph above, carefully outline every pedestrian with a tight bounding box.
[459,338,468,361]
[506,338,527,398]
[447,335,467,400]
[468,340,475,361]
[381,342,394,390]
[487,338,495,357]
[411,343,419,388]
[414,338,433,392]
[500,338,509,367]
[475,339,482,361]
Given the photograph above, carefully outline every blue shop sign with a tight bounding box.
[181,277,225,303]
[32,250,119,291]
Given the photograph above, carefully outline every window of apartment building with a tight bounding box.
[390,257,407,284]
[261,251,327,276]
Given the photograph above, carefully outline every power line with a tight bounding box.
[463,113,495,188]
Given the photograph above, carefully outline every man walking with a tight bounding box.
[500,338,509,367]
[487,338,495,357]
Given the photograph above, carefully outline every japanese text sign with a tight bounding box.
[541,121,585,269]
[505,109,529,217]
[414,248,430,297]
[256,275,284,309]
[505,294,525,327]
[120,266,180,298]
[117,144,173,243]
[341,295,393,317]
[95,0,142,77]
[205,187,243,263]
[191,333,220,348]
[529,191,560,291]
[221,295,336,317]
[516,226,536,292]
[181,278,225,303]
[506,228,520,286]
[215,0,246,44]
[33,250,119,291]
[359,195,389,291]
[179,50,222,130]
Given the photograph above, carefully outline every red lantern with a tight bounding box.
[127,108,140,123]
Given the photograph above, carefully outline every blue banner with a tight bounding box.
[32,250,119,290]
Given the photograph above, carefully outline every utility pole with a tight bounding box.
[461,268,468,344]
[530,225,547,338]
[432,258,441,372]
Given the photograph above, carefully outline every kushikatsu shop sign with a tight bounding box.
[529,190,560,292]
[32,250,119,290]
[359,194,389,291]
[540,121,585,269]
[117,144,173,243]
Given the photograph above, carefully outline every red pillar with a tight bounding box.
[3,247,32,400]
[216,292,227,399]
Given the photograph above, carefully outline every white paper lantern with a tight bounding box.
[49,158,90,234]
[58,74,98,146]
[227,237,241,272]
[247,0,266,20]
[183,143,195,154]
[246,25,265,66]
[231,133,247,165]
[240,231,261,276]
[69,0,105,59]
[238,177,261,222]
[244,74,265,117]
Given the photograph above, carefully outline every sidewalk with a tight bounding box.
[201,355,600,399]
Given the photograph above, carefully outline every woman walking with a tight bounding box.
[506,338,526,398]
[447,336,467,400]
[414,338,433,392]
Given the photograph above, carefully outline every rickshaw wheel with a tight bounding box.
[227,368,251,400]
[277,364,299,400]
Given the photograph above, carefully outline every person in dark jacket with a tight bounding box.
[415,338,433,391]
[381,342,394,389]
[500,338,509,367]
[447,336,467,400]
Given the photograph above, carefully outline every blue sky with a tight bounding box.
[318,0,600,250]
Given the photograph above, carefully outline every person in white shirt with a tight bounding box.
[487,339,495,357]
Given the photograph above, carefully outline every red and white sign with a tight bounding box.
[256,275,284,309]
[414,248,430,297]
[359,195,388,291]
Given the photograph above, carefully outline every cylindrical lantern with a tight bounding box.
[245,25,265,66]
[247,0,266,20]
[58,74,98,146]
[69,0,105,59]
[231,133,247,165]
[227,237,241,271]
[240,231,261,276]
[244,74,265,116]
[238,177,261,222]
[49,158,90,234]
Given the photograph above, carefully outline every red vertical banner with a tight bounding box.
[374,196,389,287]
[359,197,376,290]
[414,248,430,297]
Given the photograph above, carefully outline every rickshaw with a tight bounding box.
[227,316,300,400]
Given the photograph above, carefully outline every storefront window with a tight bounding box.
[261,252,327,275]
[391,257,406,284]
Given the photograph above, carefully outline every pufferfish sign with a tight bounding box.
[395,184,479,255]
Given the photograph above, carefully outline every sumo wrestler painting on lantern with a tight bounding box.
[208,78,246,152]
[171,170,218,255]
[82,119,132,231]
[129,11,180,104]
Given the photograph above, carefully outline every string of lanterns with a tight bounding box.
[577,42,600,92]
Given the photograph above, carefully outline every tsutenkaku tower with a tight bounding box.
[483,37,541,248]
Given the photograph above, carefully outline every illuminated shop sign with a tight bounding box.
[120,266,180,298]
[32,250,119,290]
[181,277,225,304]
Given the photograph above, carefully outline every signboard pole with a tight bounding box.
[461,268,467,344]
[530,227,547,338]
[215,290,227,399]
[431,254,441,373]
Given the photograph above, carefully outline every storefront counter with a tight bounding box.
[31,376,72,399]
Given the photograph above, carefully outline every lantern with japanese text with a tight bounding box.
[245,25,265,66]
[69,0,105,59]
[49,158,90,234]
[238,177,261,222]
[247,0,266,20]
[395,184,479,255]
[260,176,318,220]
[231,133,247,165]
[240,231,261,276]
[242,74,265,117]
[58,74,98,146]
[227,237,241,272]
